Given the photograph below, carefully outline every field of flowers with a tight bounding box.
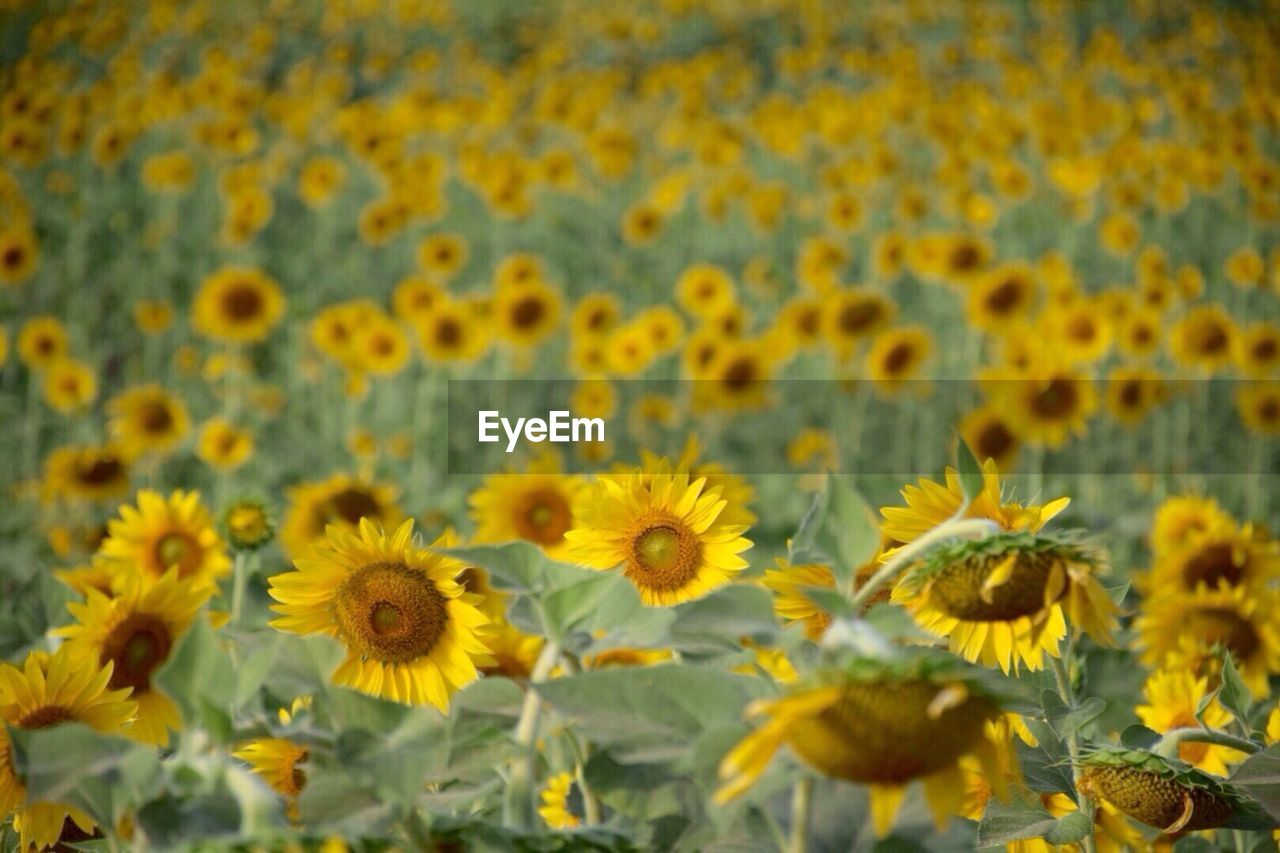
[1,0,1279,850]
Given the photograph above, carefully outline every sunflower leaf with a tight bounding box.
[1218,652,1252,725]
[821,475,880,587]
[975,784,1057,847]
[154,616,237,744]
[1227,744,1280,821]
[955,433,986,508]
[1042,810,1092,844]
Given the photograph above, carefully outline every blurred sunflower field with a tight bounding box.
[3,0,1280,849]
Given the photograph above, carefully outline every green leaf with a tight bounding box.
[788,476,878,589]
[955,433,986,507]
[1119,724,1162,750]
[437,542,591,595]
[1042,810,1091,844]
[233,633,281,710]
[154,617,237,744]
[1041,690,1106,737]
[541,571,630,643]
[1228,744,1280,821]
[670,584,779,651]
[976,785,1057,847]
[1218,652,1252,724]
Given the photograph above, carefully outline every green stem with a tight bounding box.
[1154,728,1262,759]
[787,776,812,853]
[230,551,249,627]
[504,639,561,831]
[1051,653,1097,853]
[847,517,1000,612]
[559,652,603,825]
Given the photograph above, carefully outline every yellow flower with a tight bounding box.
[43,357,96,414]
[566,461,751,606]
[469,459,585,559]
[42,443,130,502]
[866,326,932,391]
[1147,514,1279,596]
[716,664,1015,838]
[966,264,1037,333]
[823,288,895,360]
[1150,495,1236,559]
[0,223,37,285]
[280,474,402,560]
[268,520,491,709]
[1170,304,1236,373]
[416,232,469,280]
[132,299,174,335]
[16,315,68,369]
[958,407,1021,474]
[99,489,230,589]
[676,263,735,317]
[1234,322,1280,377]
[416,299,490,363]
[106,384,191,458]
[494,280,562,347]
[981,360,1097,448]
[762,560,835,640]
[538,772,581,830]
[0,646,137,852]
[352,314,411,376]
[1237,382,1280,436]
[233,738,309,819]
[1136,669,1243,775]
[192,266,286,344]
[298,156,346,208]
[56,569,212,746]
[196,417,254,470]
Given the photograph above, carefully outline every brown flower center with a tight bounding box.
[222,284,264,321]
[513,487,572,546]
[103,613,173,691]
[334,562,448,663]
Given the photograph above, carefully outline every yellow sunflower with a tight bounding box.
[1237,382,1280,436]
[1136,584,1280,696]
[279,474,402,560]
[981,361,1097,448]
[1103,366,1166,426]
[42,357,97,412]
[966,264,1037,332]
[495,280,562,348]
[570,293,621,338]
[565,462,752,606]
[823,288,895,360]
[416,299,490,363]
[97,489,231,589]
[1136,669,1243,775]
[0,646,137,852]
[469,459,585,559]
[233,738,309,819]
[958,407,1021,473]
[538,772,582,830]
[16,315,68,370]
[416,233,469,280]
[42,443,130,502]
[106,384,191,458]
[866,326,932,391]
[1234,322,1280,377]
[1150,495,1236,559]
[196,417,254,471]
[1170,304,1236,373]
[715,660,1015,838]
[1146,516,1279,595]
[268,520,491,709]
[191,265,287,344]
[762,561,835,640]
[56,569,211,746]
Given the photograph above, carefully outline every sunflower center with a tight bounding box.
[103,613,173,691]
[3,246,24,269]
[881,342,915,374]
[987,279,1024,313]
[76,456,123,485]
[929,552,1067,621]
[153,531,199,576]
[626,517,703,592]
[511,296,545,328]
[785,680,995,785]
[839,301,882,334]
[19,705,75,730]
[1067,316,1096,342]
[976,421,1015,459]
[140,401,174,433]
[949,244,981,272]
[435,318,461,346]
[1181,543,1242,590]
[1196,324,1229,354]
[222,284,264,320]
[333,561,448,663]
[1030,378,1078,419]
[513,488,572,546]
[721,357,758,390]
[1186,606,1259,661]
[325,487,380,525]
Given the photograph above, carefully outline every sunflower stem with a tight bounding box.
[504,639,561,831]
[230,551,249,627]
[847,517,1000,613]
[1050,653,1097,853]
[1153,727,1262,759]
[787,776,812,853]
[559,653,604,825]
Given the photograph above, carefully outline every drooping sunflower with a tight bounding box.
[469,459,586,559]
[233,738,309,819]
[97,489,231,589]
[280,474,402,560]
[42,442,131,502]
[538,772,583,830]
[268,520,491,709]
[106,384,191,458]
[716,654,1016,838]
[56,569,211,746]
[0,646,137,852]
[1078,749,1247,834]
[191,266,287,344]
[1136,669,1243,775]
[566,462,751,606]
[1136,584,1280,696]
[892,531,1116,673]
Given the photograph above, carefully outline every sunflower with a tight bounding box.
[966,264,1037,332]
[1136,670,1243,775]
[107,384,190,458]
[196,417,254,470]
[981,361,1097,448]
[298,155,346,208]
[1235,322,1280,377]
[54,561,122,598]
[893,532,1116,673]
[1237,382,1280,436]
[1170,304,1236,373]
[233,738,309,819]
[823,288,895,359]
[391,276,445,323]
[132,299,174,335]
[280,474,402,560]
[469,459,585,559]
[676,263,735,317]
[0,224,37,285]
[1047,300,1112,365]
[958,407,1021,473]
[566,462,751,606]
[538,772,582,830]
[98,489,231,589]
[1151,495,1236,559]
[696,339,774,411]
[621,200,664,245]
[866,326,932,391]
[493,253,545,290]
[0,646,137,852]
[1104,366,1165,426]
[416,233,468,280]
[353,314,411,376]
[762,561,836,640]
[480,620,545,679]
[42,443,130,502]
[715,655,1015,838]
[268,520,490,709]
[495,280,562,348]
[416,299,490,363]
[56,568,211,746]
[570,293,621,338]
[1136,584,1280,696]
[641,436,758,527]
[16,315,68,369]
[42,357,96,412]
[1078,749,1245,834]
[221,499,274,552]
[1146,516,1279,595]
[191,266,286,344]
